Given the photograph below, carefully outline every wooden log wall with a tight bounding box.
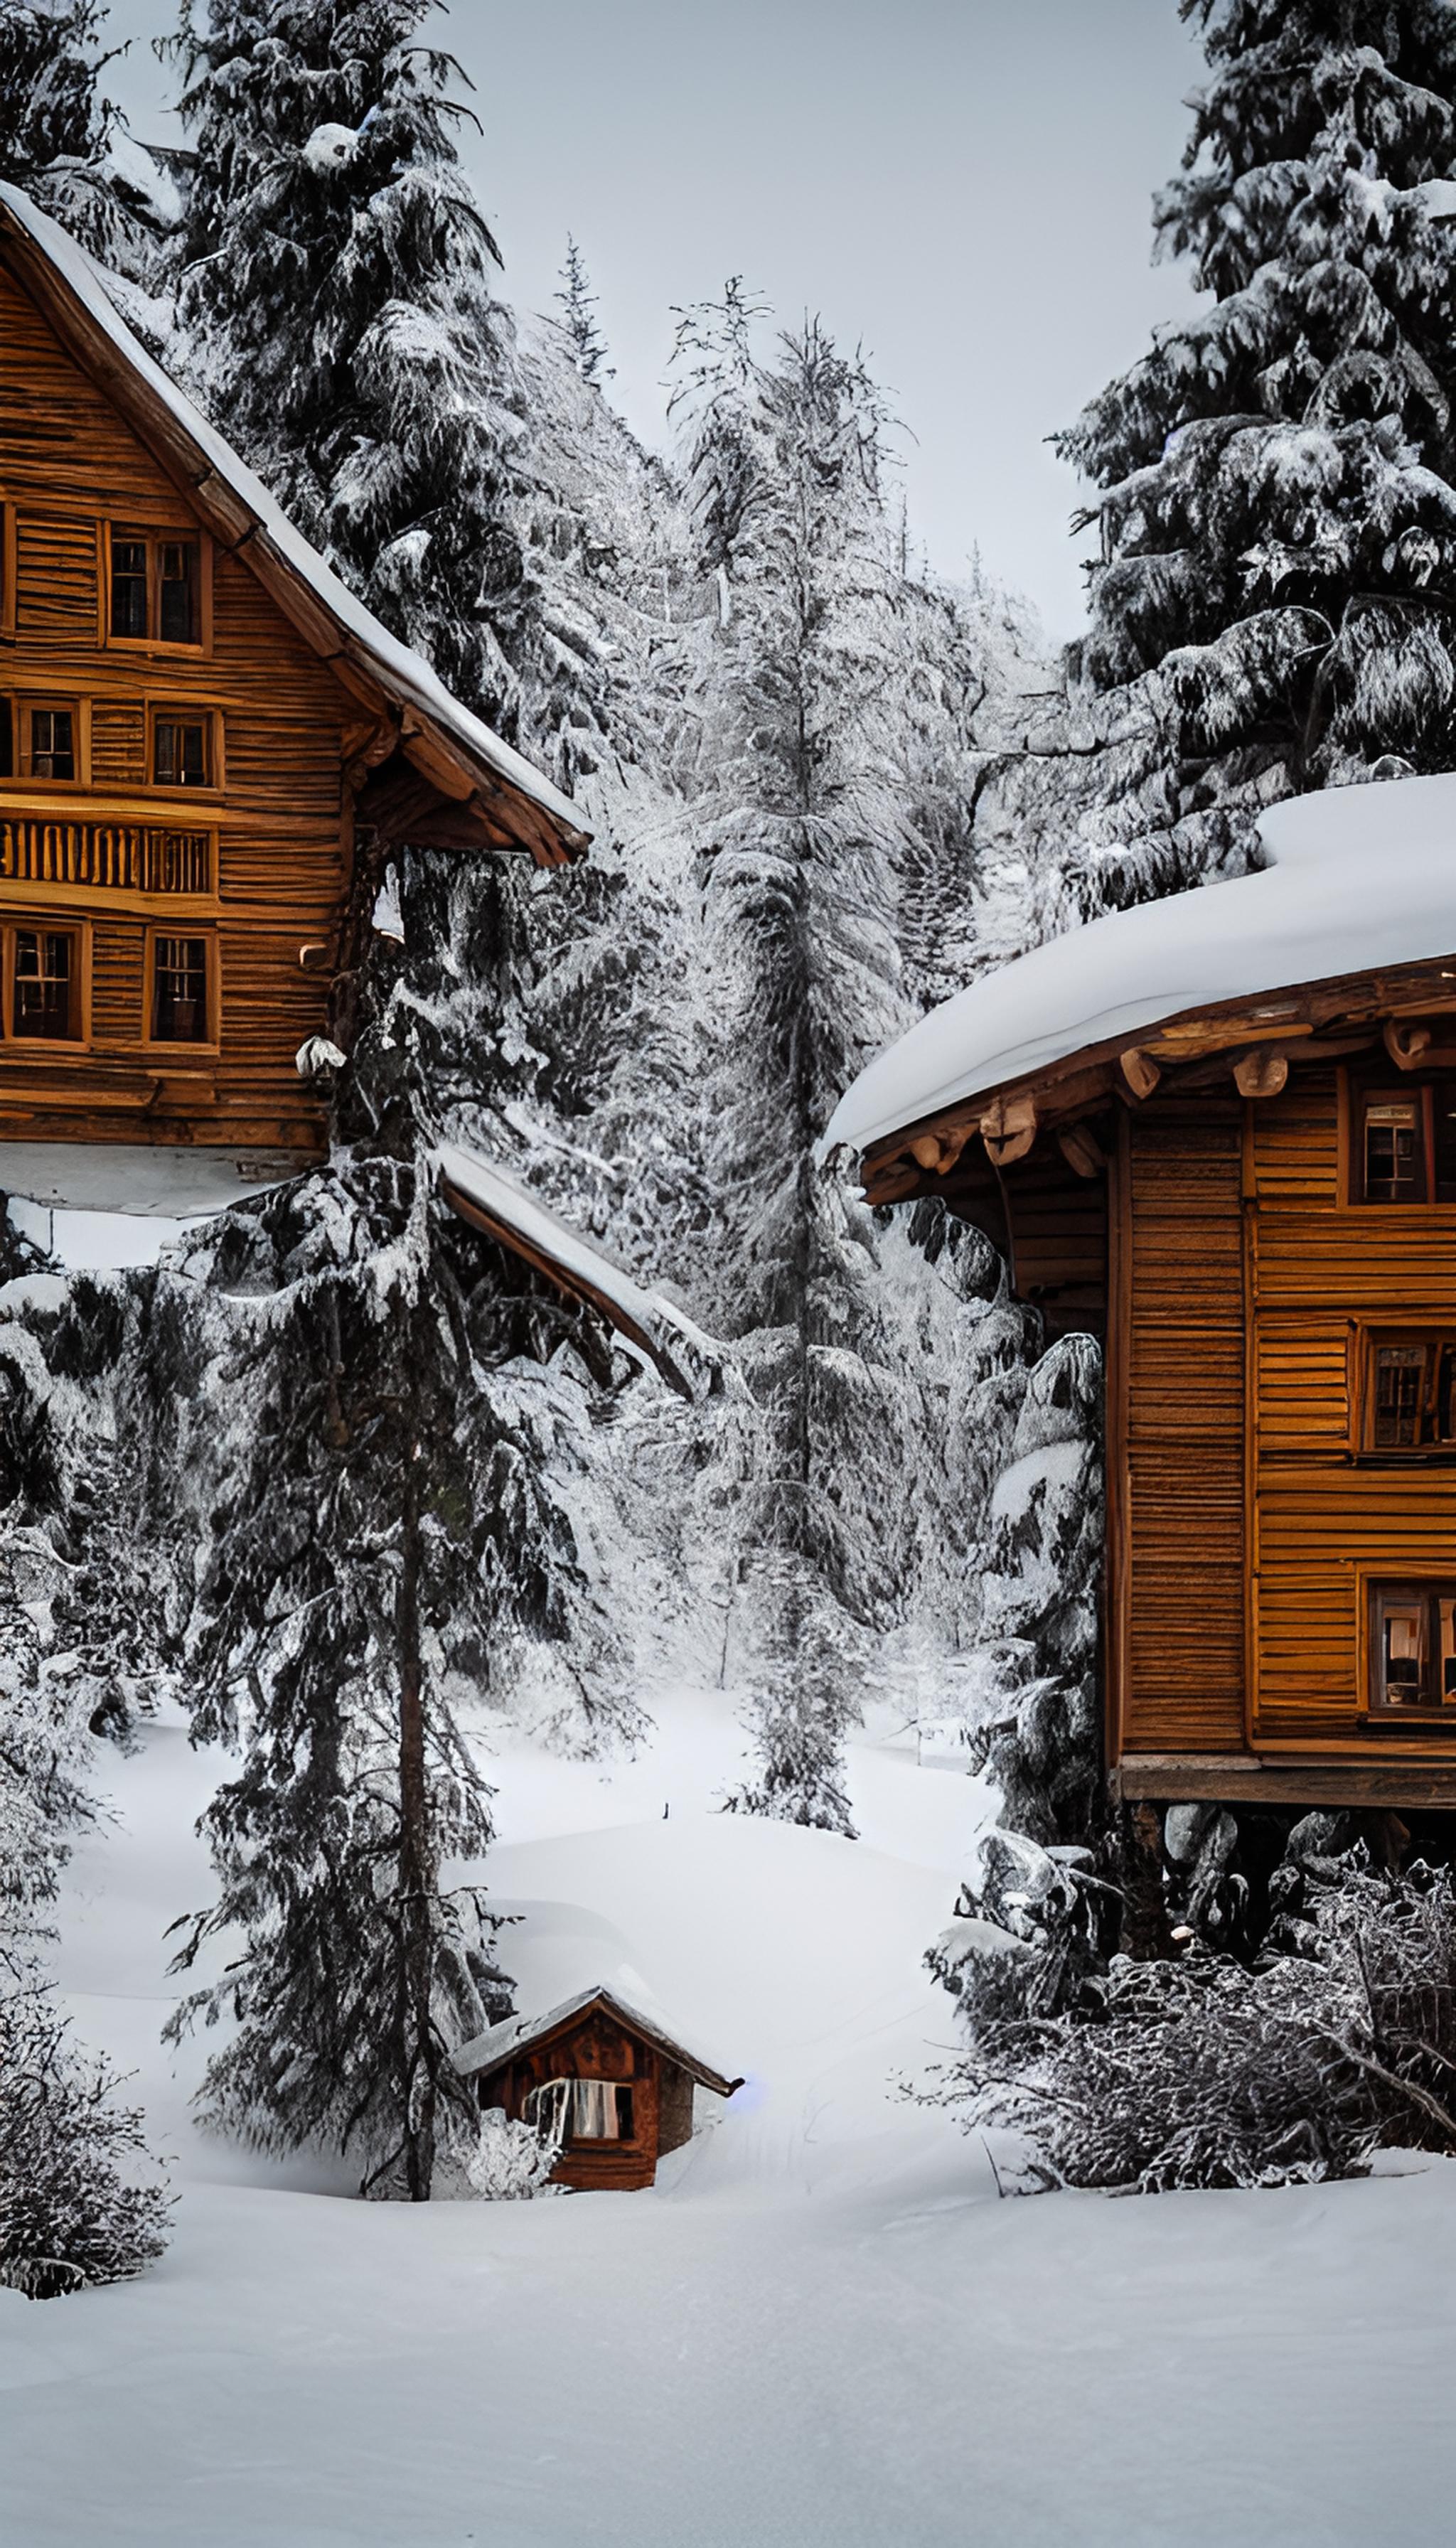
[1110,1063,1456,1768]
[1111,1100,1247,1759]
[486,2009,662,2192]
[0,262,354,1152]
[1249,1066,1456,1755]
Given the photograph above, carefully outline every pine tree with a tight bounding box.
[555,233,611,382]
[1054,0,1456,892]
[0,0,153,270]
[170,0,528,730]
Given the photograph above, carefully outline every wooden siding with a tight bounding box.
[1116,1101,1246,1756]
[0,262,353,1152]
[1110,1061,1456,1773]
[1248,1069,1456,1754]
[483,2008,663,2193]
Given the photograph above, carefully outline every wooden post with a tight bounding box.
[1116,1799,1174,1959]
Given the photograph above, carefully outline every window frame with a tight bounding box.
[99,520,212,655]
[0,502,14,641]
[148,703,223,796]
[1350,1079,1433,1205]
[0,914,91,1049]
[141,924,218,1053]
[520,2074,639,2146]
[1364,1576,1456,1721]
[0,693,91,790]
[1356,1324,1456,1459]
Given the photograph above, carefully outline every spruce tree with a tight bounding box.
[555,233,611,383]
[0,0,152,270]
[171,0,529,732]
[1058,1,1456,844]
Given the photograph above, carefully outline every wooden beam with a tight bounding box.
[1057,1121,1106,1179]
[1232,1045,1289,1098]
[979,1090,1038,1167]
[1118,1046,1161,1102]
[1384,1017,1433,1071]
[1114,1755,1456,1810]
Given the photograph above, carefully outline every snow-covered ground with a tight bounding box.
[6,1701,1455,2546]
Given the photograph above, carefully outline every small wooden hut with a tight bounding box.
[453,1987,742,2191]
[825,773,1456,1827]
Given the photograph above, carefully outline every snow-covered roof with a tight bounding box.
[451,1984,742,2099]
[436,1141,714,1398]
[825,771,1456,1157]
[0,184,587,865]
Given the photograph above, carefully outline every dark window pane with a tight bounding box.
[1375,1345,1426,1446]
[111,537,149,638]
[1364,1100,1421,1201]
[151,936,208,1042]
[12,929,74,1039]
[1440,1346,1456,1446]
[30,707,74,781]
[1381,1596,1428,1706]
[155,718,208,787]
[0,699,10,779]
[159,540,199,643]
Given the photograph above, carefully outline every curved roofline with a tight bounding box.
[823,771,1456,1162]
[0,183,588,867]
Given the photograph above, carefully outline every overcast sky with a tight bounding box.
[97,0,1209,638]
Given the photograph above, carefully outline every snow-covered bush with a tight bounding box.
[936,1853,1456,2193]
[463,2107,562,2201]
[0,1949,171,2298]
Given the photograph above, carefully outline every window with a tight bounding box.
[0,700,84,785]
[10,926,78,1041]
[523,2077,636,2141]
[1364,1332,1456,1451]
[1353,1078,1456,1205]
[107,527,202,646]
[152,712,213,789]
[26,706,75,781]
[1370,1583,1456,1715]
[1361,1093,1424,1201]
[149,936,210,1043]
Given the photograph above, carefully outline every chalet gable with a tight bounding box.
[0,183,587,872]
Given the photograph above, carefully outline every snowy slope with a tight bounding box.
[7,1713,1456,2547]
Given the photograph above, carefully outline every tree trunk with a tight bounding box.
[397,1427,436,2200]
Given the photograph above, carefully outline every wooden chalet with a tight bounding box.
[453,1987,742,2192]
[0,183,587,1162]
[825,773,1456,1821]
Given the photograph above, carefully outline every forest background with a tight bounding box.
[9,0,1456,2210]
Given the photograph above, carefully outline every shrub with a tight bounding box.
[0,1950,172,2297]
[939,1854,1456,2193]
[462,2107,563,2201]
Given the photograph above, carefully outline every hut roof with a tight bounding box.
[436,1142,714,1398]
[824,770,1456,1164]
[451,1985,742,2101]
[0,183,587,869]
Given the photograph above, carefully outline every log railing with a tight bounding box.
[0,816,212,894]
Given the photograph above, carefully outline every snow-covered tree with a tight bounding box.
[555,233,611,383]
[0,1945,171,2297]
[171,0,530,731]
[0,0,166,273]
[1041,0,1456,922]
